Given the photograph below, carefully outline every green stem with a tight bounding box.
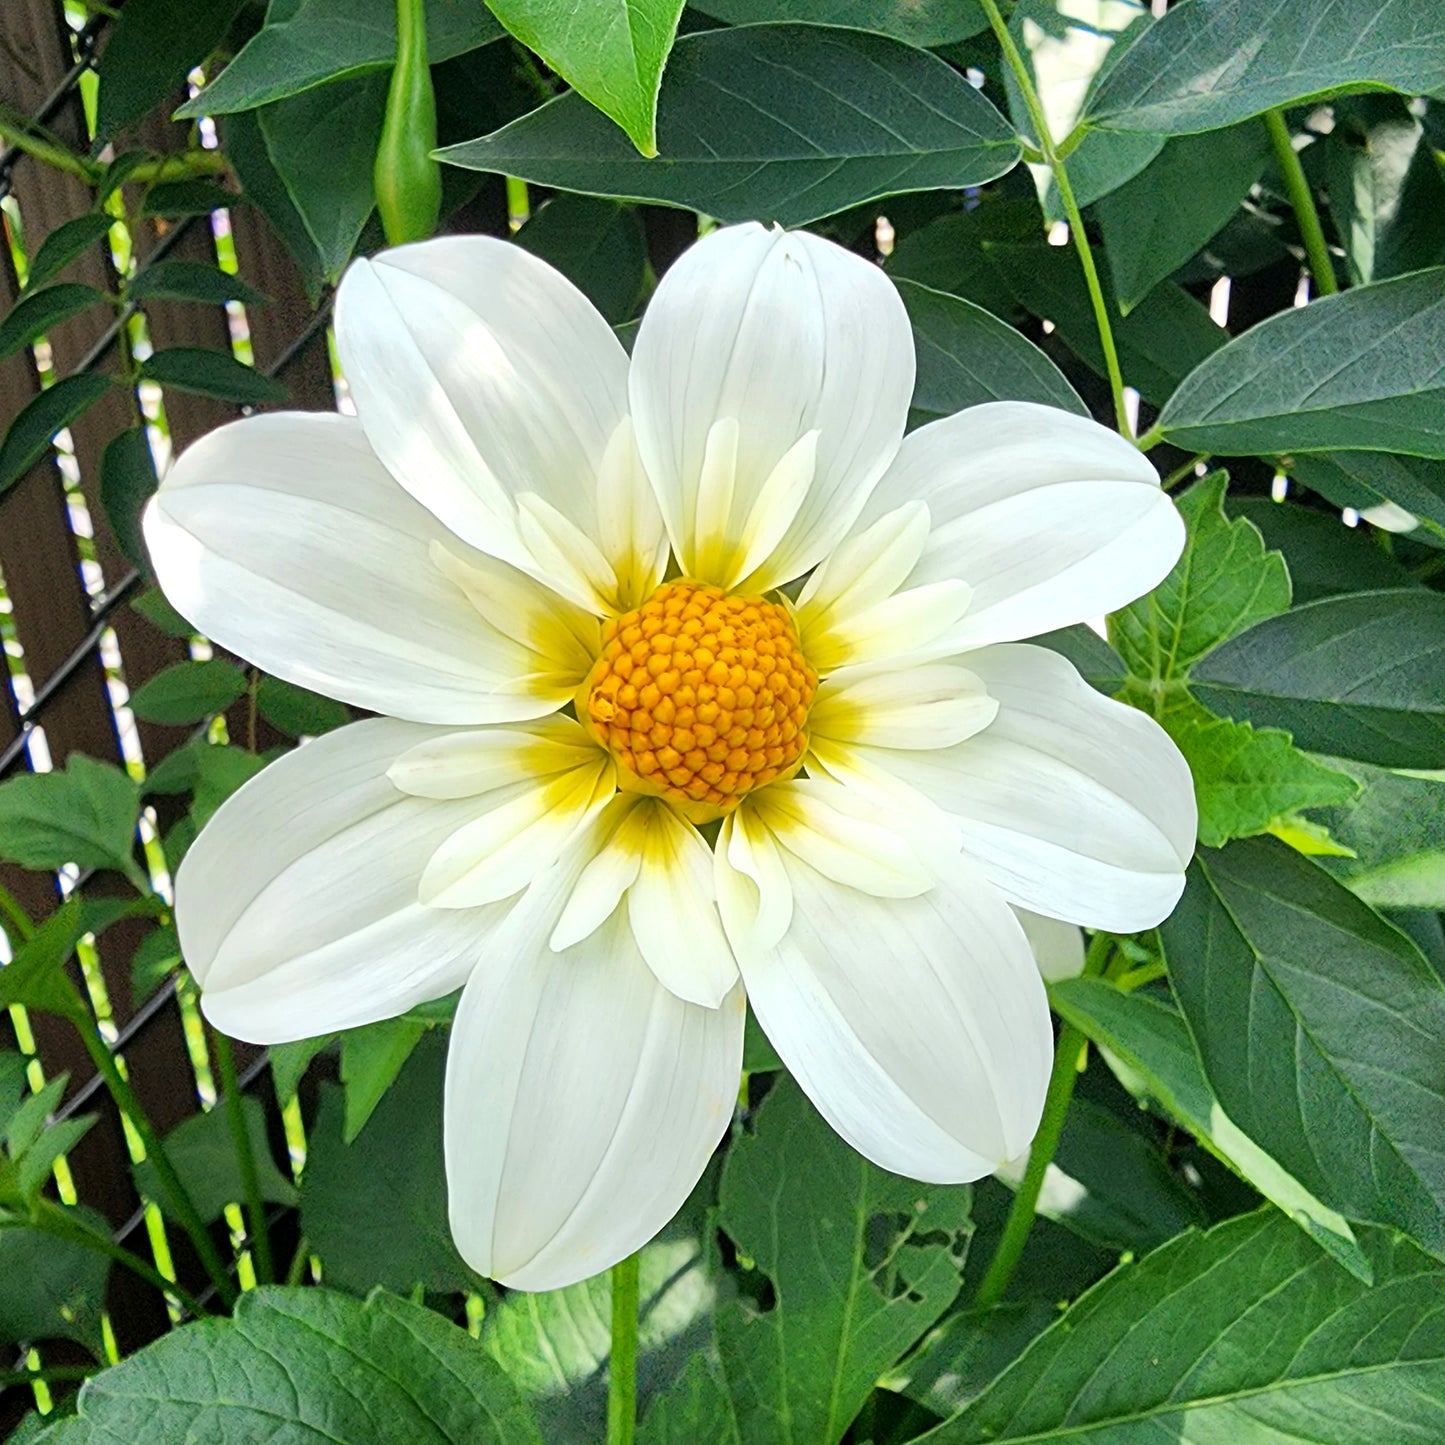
[1264,109,1338,296]
[0,1365,95,1388]
[210,1031,273,1285]
[0,883,37,943]
[607,1252,641,1445]
[74,1024,238,1308]
[25,1199,207,1318]
[1134,423,1165,453]
[0,117,98,182]
[1160,452,1211,491]
[978,0,1130,436]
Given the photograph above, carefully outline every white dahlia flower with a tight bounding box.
[144,222,1195,1291]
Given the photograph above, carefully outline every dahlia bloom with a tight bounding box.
[145,222,1195,1291]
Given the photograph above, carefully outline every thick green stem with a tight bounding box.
[0,883,37,944]
[75,1024,238,1308]
[1264,109,1338,296]
[0,117,97,182]
[607,1252,641,1445]
[210,1031,273,1285]
[978,0,1131,436]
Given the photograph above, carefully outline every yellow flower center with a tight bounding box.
[580,580,817,818]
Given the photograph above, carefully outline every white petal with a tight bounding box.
[595,417,669,610]
[445,883,744,1290]
[1014,908,1086,983]
[630,222,913,592]
[180,719,510,1043]
[734,852,1052,1181]
[850,644,1196,931]
[387,716,601,799]
[810,663,998,751]
[867,402,1183,647]
[716,804,794,958]
[334,238,631,605]
[143,412,590,724]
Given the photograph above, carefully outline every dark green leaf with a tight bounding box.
[743,1008,782,1072]
[23,215,113,292]
[0,756,140,877]
[255,676,349,737]
[134,1096,296,1224]
[1162,836,1445,1258]
[139,181,241,217]
[301,1035,478,1295]
[96,0,247,134]
[1192,588,1445,768]
[0,903,88,1020]
[1051,977,1371,1278]
[440,24,1021,227]
[1034,624,1127,695]
[61,1287,542,1442]
[1289,450,1445,536]
[884,199,1037,318]
[1086,0,1445,136]
[339,1016,425,1143]
[0,1207,111,1352]
[128,259,268,308]
[131,586,195,639]
[128,659,247,725]
[190,745,269,829]
[926,1212,1445,1443]
[1097,123,1272,313]
[0,1052,29,1132]
[269,1035,334,1104]
[178,0,502,115]
[96,150,153,204]
[140,347,288,406]
[0,374,115,494]
[692,0,986,47]
[515,196,647,324]
[0,284,108,362]
[1157,268,1445,458]
[99,427,159,573]
[897,278,1087,424]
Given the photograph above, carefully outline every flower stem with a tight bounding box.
[1160,452,1211,491]
[607,1251,641,1445]
[0,883,37,944]
[210,1030,274,1285]
[978,0,1130,436]
[1264,109,1338,297]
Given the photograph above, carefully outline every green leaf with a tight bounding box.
[742,1008,781,1073]
[301,1035,478,1295]
[1161,836,1445,1259]
[130,923,181,1008]
[23,215,113,292]
[0,904,87,1020]
[0,284,108,362]
[924,1212,1445,1444]
[515,196,647,325]
[96,0,247,134]
[484,0,683,156]
[1156,268,1445,458]
[0,374,115,494]
[256,73,389,281]
[884,198,1039,319]
[1192,588,1445,768]
[134,1096,296,1224]
[0,756,140,877]
[139,180,243,217]
[190,745,269,829]
[692,0,986,47]
[1097,122,1272,314]
[440,24,1021,227]
[60,1287,542,1443]
[1051,977,1371,1279]
[0,1207,111,1352]
[707,1076,972,1445]
[1034,624,1127,695]
[96,150,153,204]
[269,1035,334,1104]
[1288,450,1445,535]
[1326,96,1445,287]
[1155,693,1359,848]
[897,279,1087,425]
[139,346,288,406]
[1085,0,1445,136]
[131,586,195,639]
[255,676,349,737]
[339,1017,426,1143]
[128,659,247,725]
[1111,472,1290,686]
[178,0,502,115]
[128,259,268,308]
[99,426,159,574]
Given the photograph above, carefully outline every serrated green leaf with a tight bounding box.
[1111,472,1289,687]
[0,283,108,363]
[128,659,247,725]
[897,279,1087,425]
[6,1074,70,1157]
[140,347,288,406]
[0,1206,111,1352]
[99,426,159,573]
[23,215,113,292]
[60,1287,543,1442]
[128,259,268,308]
[0,374,115,494]
[1050,977,1371,1280]
[1192,588,1445,768]
[339,1017,425,1143]
[1162,835,1445,1259]
[514,196,647,325]
[440,24,1021,227]
[1085,0,1445,136]
[1157,268,1445,459]
[0,757,140,878]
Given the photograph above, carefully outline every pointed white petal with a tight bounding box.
[387,716,601,799]
[445,879,744,1290]
[143,412,587,724]
[181,719,510,1043]
[716,806,793,957]
[738,853,1052,1181]
[867,402,1183,647]
[810,663,998,751]
[630,223,913,592]
[1015,907,1086,983]
[595,417,669,610]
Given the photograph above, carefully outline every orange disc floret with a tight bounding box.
[581,580,817,815]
